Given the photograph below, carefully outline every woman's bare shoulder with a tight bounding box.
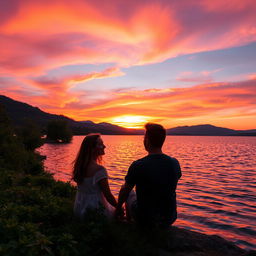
[84,164,105,178]
[94,165,108,182]
[95,164,106,172]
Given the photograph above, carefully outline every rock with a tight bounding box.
[163,226,254,256]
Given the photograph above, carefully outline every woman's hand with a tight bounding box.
[98,178,117,207]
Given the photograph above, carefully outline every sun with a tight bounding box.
[110,115,152,129]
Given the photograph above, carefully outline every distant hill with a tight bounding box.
[0,95,76,126]
[167,124,256,136]
[0,95,255,136]
[167,124,235,135]
[0,95,142,135]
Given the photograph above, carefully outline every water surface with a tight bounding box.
[38,135,256,250]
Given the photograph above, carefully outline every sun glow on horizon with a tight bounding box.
[109,115,153,129]
[0,1,256,130]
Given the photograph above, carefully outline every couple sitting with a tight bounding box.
[73,123,182,228]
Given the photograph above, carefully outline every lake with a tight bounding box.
[38,135,256,250]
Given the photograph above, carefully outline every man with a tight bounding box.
[116,123,182,228]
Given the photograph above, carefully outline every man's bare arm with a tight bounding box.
[117,182,134,209]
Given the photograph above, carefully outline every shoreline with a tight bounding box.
[1,155,255,256]
[158,225,254,256]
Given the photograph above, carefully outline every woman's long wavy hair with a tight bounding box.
[72,134,102,184]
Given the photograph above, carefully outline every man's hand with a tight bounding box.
[115,206,125,220]
[115,182,134,220]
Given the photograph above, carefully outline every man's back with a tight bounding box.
[125,154,182,226]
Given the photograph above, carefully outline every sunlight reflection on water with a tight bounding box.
[38,135,256,250]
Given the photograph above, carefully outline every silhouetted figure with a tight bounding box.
[72,134,117,220]
[116,123,182,228]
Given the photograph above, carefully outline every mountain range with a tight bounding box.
[0,95,255,136]
[0,95,142,135]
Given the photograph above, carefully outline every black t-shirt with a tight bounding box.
[125,154,182,226]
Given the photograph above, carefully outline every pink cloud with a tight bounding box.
[199,0,255,12]
[0,0,255,74]
[25,67,124,107]
[29,67,124,91]
[176,69,222,83]
[176,71,212,83]
[248,73,256,80]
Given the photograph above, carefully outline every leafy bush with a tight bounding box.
[16,120,43,151]
[46,120,73,143]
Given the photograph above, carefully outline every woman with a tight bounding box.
[72,134,117,220]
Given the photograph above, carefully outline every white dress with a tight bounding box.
[73,167,115,220]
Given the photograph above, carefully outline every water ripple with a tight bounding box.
[38,135,256,251]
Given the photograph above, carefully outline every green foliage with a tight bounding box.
[0,104,13,139]
[46,120,73,143]
[0,104,28,171]
[16,120,43,151]
[0,105,44,176]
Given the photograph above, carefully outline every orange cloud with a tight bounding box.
[23,67,124,108]
[42,78,255,129]
[2,78,255,129]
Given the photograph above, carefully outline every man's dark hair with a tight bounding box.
[145,123,166,148]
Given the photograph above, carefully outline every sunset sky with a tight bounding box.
[0,0,256,129]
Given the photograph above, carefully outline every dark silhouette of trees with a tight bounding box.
[46,120,73,143]
[16,119,43,151]
[0,104,43,174]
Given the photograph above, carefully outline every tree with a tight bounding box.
[0,104,39,173]
[16,119,44,151]
[46,120,73,143]
[0,103,13,138]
